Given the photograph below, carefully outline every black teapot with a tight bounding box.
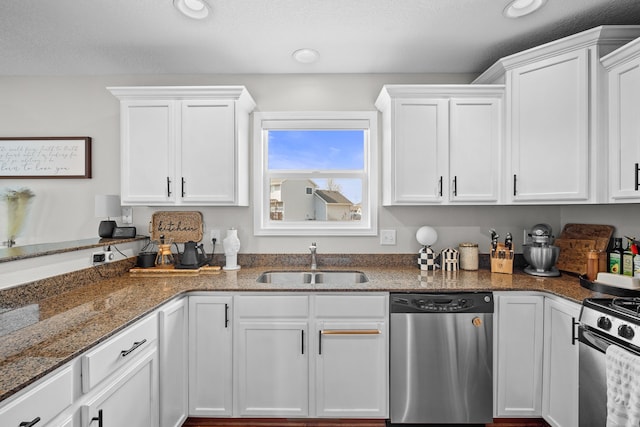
[176,241,208,269]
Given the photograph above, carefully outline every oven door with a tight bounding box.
[578,325,640,427]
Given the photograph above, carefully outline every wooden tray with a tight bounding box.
[555,223,614,275]
[149,211,203,243]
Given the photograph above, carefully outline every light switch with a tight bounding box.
[380,229,397,245]
[121,207,133,224]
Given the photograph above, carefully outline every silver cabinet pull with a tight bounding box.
[120,339,147,357]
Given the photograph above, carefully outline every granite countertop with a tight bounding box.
[0,260,606,403]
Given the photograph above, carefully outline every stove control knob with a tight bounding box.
[597,316,612,331]
[618,324,635,340]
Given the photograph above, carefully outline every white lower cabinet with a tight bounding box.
[542,298,580,427]
[495,293,544,417]
[188,295,233,417]
[159,298,188,427]
[233,293,389,419]
[82,347,158,427]
[314,294,388,418]
[235,295,309,417]
[0,364,74,427]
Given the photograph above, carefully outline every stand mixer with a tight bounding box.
[523,223,560,277]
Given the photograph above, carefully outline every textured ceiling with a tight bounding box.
[1,0,640,76]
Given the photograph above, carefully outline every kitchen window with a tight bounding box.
[253,111,378,236]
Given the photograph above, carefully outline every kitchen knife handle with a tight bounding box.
[181,177,186,197]
[453,176,457,197]
[438,176,443,197]
[19,417,41,427]
[635,163,639,191]
[513,174,517,196]
[166,177,172,197]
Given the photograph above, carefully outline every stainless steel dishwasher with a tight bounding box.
[390,292,494,425]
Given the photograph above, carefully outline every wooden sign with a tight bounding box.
[0,137,92,178]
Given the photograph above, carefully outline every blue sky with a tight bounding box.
[268,130,364,203]
[268,130,364,170]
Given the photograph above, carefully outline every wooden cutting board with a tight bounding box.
[129,265,221,276]
[148,211,203,243]
[555,223,614,275]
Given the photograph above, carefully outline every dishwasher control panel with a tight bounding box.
[391,292,494,313]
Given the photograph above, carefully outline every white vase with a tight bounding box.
[222,228,241,270]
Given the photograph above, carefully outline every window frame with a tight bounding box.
[253,111,378,236]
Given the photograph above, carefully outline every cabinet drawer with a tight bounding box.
[0,365,73,427]
[315,294,388,318]
[236,295,309,318]
[81,314,157,393]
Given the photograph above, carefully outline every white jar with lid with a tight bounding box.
[459,243,479,270]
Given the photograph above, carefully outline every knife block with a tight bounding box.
[490,243,514,274]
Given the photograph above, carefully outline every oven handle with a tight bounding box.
[579,326,640,356]
[579,327,611,354]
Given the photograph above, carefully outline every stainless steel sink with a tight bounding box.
[256,270,369,285]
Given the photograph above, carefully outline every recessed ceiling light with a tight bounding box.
[292,48,320,64]
[503,0,547,18]
[174,0,210,19]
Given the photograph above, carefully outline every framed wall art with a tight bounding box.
[0,137,92,179]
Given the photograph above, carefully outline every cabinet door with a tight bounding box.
[543,298,580,427]
[390,98,449,204]
[159,298,188,427]
[82,347,158,427]
[315,321,388,418]
[120,100,176,205]
[188,296,233,417]
[180,100,237,204]
[495,294,544,417]
[510,50,589,202]
[237,321,308,417]
[449,97,502,203]
[608,54,640,202]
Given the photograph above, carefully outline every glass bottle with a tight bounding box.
[622,239,634,277]
[608,237,623,275]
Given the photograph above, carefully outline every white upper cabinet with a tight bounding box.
[474,25,640,204]
[108,86,256,206]
[603,37,640,203]
[376,85,504,205]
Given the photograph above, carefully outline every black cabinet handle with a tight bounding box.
[224,303,229,328]
[19,418,41,427]
[120,339,147,357]
[166,177,172,197]
[301,330,305,355]
[453,176,458,197]
[572,317,579,346]
[181,177,186,197]
[513,174,517,196]
[635,163,639,191]
[318,330,322,355]
[91,409,103,427]
[438,176,443,197]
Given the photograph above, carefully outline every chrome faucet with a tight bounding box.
[309,242,317,270]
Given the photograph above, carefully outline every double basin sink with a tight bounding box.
[256,270,369,285]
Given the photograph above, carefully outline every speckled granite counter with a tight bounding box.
[0,257,611,403]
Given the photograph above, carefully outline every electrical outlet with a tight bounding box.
[380,229,397,245]
[92,250,115,264]
[210,229,221,243]
[121,207,133,224]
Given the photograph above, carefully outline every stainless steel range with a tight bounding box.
[578,297,640,426]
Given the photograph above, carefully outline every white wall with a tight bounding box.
[0,73,636,257]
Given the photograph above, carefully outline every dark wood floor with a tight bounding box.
[182,418,550,427]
